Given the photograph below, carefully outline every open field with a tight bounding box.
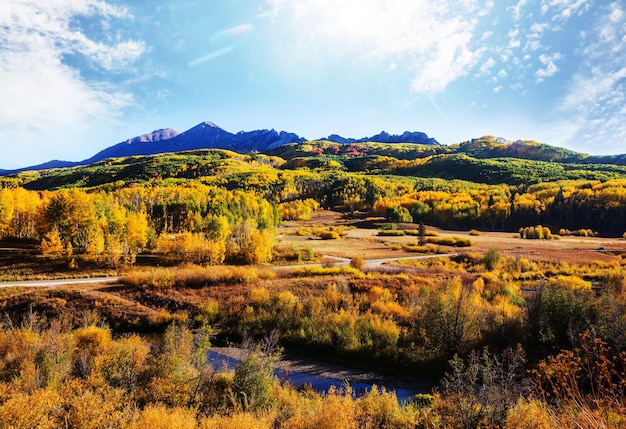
[1,209,626,380]
[278,210,626,265]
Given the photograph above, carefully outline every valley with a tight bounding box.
[0,136,626,427]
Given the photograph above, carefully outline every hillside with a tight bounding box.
[6,136,626,192]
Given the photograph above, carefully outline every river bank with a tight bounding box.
[210,346,435,395]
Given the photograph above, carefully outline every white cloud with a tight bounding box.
[547,68,626,153]
[598,3,625,46]
[509,0,528,21]
[545,3,626,154]
[529,22,551,38]
[535,52,562,81]
[524,40,542,51]
[561,68,626,113]
[0,0,144,167]
[541,0,590,21]
[480,57,496,74]
[266,0,489,94]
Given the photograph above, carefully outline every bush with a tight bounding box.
[319,231,340,240]
[377,230,406,237]
[232,352,277,411]
[426,237,473,247]
[404,229,439,237]
[402,243,441,253]
[520,225,554,239]
[386,206,413,223]
[484,248,501,270]
[292,266,364,278]
[350,256,365,270]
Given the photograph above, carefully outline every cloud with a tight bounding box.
[480,57,496,74]
[548,68,626,152]
[509,0,528,21]
[534,52,562,81]
[541,0,590,21]
[0,0,144,166]
[266,0,489,94]
[546,3,626,154]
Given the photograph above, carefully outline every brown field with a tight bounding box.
[279,210,626,265]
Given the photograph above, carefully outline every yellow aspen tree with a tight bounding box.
[86,218,107,259]
[124,211,149,257]
[41,228,65,257]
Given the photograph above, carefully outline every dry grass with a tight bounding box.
[278,211,626,265]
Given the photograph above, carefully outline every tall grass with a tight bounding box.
[121,264,276,289]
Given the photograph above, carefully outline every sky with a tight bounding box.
[1,0,626,169]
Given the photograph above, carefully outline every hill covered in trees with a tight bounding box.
[2,136,626,239]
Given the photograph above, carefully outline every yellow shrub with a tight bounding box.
[504,398,553,429]
[551,275,592,291]
[74,325,112,354]
[319,231,340,240]
[370,301,408,319]
[283,387,357,429]
[0,387,62,429]
[250,287,271,306]
[125,404,198,429]
[355,387,410,428]
[200,412,272,429]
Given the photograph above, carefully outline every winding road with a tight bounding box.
[0,253,456,288]
[0,277,120,288]
[274,253,458,270]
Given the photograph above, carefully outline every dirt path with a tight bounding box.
[0,277,120,288]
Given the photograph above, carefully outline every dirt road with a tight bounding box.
[0,277,120,288]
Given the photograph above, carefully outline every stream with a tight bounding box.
[207,350,429,403]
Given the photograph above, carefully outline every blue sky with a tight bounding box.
[1,0,625,169]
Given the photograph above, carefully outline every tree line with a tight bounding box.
[0,184,278,265]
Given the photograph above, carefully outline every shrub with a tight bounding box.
[469,229,482,236]
[386,206,413,223]
[377,230,405,237]
[402,243,440,253]
[291,266,363,278]
[520,225,556,239]
[434,347,527,429]
[426,237,473,247]
[531,333,626,428]
[484,248,501,270]
[350,256,365,270]
[319,231,340,240]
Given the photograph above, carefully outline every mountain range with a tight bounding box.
[0,121,440,175]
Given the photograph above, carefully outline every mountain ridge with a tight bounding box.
[0,121,440,175]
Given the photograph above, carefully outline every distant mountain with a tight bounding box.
[325,131,439,145]
[0,121,441,175]
[81,122,306,163]
[0,160,82,176]
[81,128,181,163]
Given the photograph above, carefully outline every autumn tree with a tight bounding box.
[40,228,67,257]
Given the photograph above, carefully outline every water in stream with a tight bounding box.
[208,351,426,403]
